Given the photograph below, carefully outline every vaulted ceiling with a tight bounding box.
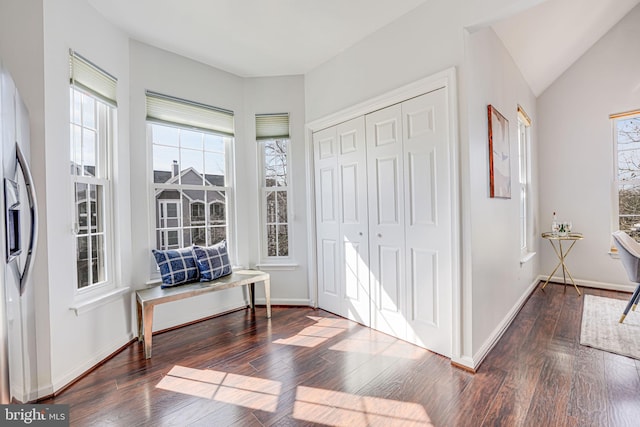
[88,0,639,96]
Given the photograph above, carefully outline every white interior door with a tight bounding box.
[336,118,370,326]
[402,89,452,357]
[366,104,407,340]
[313,127,341,315]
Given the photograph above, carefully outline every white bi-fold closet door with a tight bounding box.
[313,117,371,326]
[313,87,452,357]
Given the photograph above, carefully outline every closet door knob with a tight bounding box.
[359,232,363,236]
[377,233,382,238]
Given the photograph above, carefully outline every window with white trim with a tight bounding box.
[69,51,116,290]
[257,114,291,260]
[518,106,533,258]
[613,109,640,241]
[147,92,234,255]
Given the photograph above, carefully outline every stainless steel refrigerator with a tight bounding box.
[0,61,39,403]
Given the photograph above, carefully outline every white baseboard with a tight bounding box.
[253,298,311,306]
[537,275,635,293]
[471,277,540,371]
[51,332,134,394]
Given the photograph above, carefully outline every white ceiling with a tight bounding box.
[87,0,429,77]
[492,0,640,96]
[88,0,639,96]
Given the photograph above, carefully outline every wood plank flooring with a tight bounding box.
[41,283,640,426]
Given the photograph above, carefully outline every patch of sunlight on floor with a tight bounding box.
[273,316,350,348]
[293,385,433,426]
[156,365,282,412]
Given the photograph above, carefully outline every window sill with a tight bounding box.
[520,251,537,265]
[69,287,130,316]
[255,263,299,271]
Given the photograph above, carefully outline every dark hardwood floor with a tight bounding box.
[41,283,640,426]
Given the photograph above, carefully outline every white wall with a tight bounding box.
[41,0,133,392]
[537,5,640,290]
[305,0,464,122]
[464,27,539,358]
[243,76,310,304]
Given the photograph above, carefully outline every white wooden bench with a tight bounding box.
[136,269,271,359]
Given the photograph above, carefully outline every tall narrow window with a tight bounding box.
[518,106,533,259]
[257,114,291,259]
[69,51,116,289]
[147,91,234,254]
[613,109,640,241]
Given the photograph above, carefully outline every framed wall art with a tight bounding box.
[487,104,510,198]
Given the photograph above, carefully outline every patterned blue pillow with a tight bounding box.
[152,247,200,287]
[192,240,232,281]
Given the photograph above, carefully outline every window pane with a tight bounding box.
[277,225,288,257]
[71,124,82,174]
[191,227,207,246]
[82,94,96,129]
[209,226,226,246]
[91,234,105,284]
[181,129,203,150]
[266,191,276,223]
[267,225,277,257]
[277,191,288,223]
[152,124,179,147]
[77,236,89,288]
[82,128,96,176]
[208,190,226,225]
[204,133,224,152]
[75,183,88,235]
[153,145,180,184]
[204,151,225,186]
[181,148,204,184]
[72,89,82,124]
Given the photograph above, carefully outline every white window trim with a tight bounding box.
[518,106,535,264]
[70,86,118,301]
[258,138,294,264]
[147,123,237,281]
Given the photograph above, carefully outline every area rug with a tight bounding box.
[580,294,640,360]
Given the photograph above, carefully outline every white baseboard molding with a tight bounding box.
[253,298,311,306]
[537,275,635,293]
[51,332,134,395]
[470,277,540,371]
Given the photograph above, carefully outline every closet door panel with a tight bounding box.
[313,128,342,315]
[402,89,451,356]
[366,104,406,340]
[336,117,370,326]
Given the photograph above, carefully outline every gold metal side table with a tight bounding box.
[541,232,583,295]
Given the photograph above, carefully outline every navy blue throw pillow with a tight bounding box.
[152,247,199,287]
[192,240,232,281]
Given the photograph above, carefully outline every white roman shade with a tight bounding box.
[146,91,234,136]
[69,50,117,106]
[256,113,289,140]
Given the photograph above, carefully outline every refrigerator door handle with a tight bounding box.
[16,143,38,296]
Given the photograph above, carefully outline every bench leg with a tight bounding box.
[142,304,154,359]
[136,300,143,342]
[264,278,271,319]
[248,283,255,309]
